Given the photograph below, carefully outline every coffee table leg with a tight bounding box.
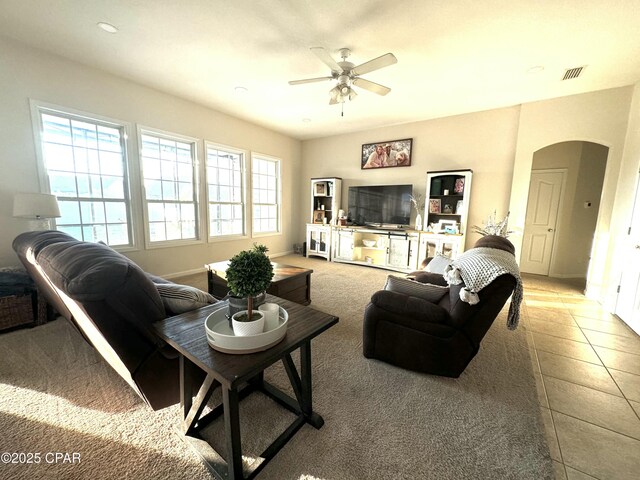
[222,386,243,479]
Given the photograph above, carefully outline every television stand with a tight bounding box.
[331,226,421,273]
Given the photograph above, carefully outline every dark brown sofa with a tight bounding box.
[362,236,517,377]
[12,230,197,410]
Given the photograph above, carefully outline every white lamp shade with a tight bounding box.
[13,193,61,219]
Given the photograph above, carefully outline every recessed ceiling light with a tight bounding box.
[302,118,311,123]
[527,65,544,74]
[234,86,248,94]
[97,22,118,33]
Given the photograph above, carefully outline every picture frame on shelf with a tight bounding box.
[314,182,327,196]
[429,198,441,214]
[454,177,465,194]
[313,210,325,224]
[455,200,464,214]
[361,138,412,169]
[438,219,459,234]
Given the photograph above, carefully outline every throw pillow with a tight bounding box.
[424,254,452,275]
[155,283,217,314]
[384,275,449,303]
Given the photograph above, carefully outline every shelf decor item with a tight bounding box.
[314,182,327,196]
[472,211,514,237]
[410,194,425,231]
[225,244,274,336]
[454,177,465,194]
[429,198,441,214]
[361,138,412,169]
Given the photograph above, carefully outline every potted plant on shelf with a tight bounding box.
[226,244,274,336]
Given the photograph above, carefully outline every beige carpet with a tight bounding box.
[0,254,552,479]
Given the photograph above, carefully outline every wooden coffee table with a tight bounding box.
[206,261,313,305]
[153,295,338,480]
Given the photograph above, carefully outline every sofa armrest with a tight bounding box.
[370,290,450,324]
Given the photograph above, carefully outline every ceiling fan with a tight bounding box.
[289,47,397,105]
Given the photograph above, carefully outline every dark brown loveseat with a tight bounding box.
[362,236,518,377]
[12,230,194,410]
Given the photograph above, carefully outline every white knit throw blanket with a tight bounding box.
[443,247,523,330]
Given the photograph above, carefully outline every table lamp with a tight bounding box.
[13,192,61,230]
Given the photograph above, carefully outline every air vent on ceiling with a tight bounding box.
[562,66,586,80]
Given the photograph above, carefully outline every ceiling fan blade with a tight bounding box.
[310,47,341,72]
[288,76,333,85]
[351,53,397,76]
[352,77,391,96]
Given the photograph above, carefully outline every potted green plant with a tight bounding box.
[226,244,274,336]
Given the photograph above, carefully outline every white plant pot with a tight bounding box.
[231,310,265,336]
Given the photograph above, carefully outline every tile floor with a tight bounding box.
[520,274,640,480]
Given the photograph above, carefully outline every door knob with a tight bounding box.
[547,228,554,232]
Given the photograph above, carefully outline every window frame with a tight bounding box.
[30,100,138,251]
[137,125,203,249]
[204,141,249,242]
[250,152,282,238]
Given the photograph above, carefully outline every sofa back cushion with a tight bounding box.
[37,240,165,326]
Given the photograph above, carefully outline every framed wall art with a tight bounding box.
[361,138,412,169]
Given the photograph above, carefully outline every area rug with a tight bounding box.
[0,254,552,479]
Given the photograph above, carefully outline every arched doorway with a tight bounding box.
[520,141,609,287]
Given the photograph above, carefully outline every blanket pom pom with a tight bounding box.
[459,288,480,305]
[444,265,462,285]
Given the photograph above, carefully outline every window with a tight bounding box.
[140,130,199,244]
[206,143,246,238]
[36,107,132,246]
[252,155,281,235]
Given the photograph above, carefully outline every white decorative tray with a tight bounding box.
[204,302,288,354]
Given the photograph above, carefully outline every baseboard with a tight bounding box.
[160,250,295,279]
[548,273,586,279]
[162,267,206,280]
[269,250,295,258]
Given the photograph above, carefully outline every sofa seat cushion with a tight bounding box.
[36,240,165,324]
[155,283,217,315]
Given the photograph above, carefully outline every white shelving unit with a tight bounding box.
[306,177,342,260]
[420,169,473,259]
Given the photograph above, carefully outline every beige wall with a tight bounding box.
[530,142,607,278]
[300,107,521,248]
[508,87,634,306]
[609,82,640,314]
[0,37,302,276]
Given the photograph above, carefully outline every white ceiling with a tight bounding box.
[2,0,640,140]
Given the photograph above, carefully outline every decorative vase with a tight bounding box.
[231,310,265,336]
[415,213,423,231]
[227,292,266,318]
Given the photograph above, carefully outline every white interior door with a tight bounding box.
[616,174,640,334]
[520,170,564,275]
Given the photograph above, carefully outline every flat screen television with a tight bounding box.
[347,184,412,228]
